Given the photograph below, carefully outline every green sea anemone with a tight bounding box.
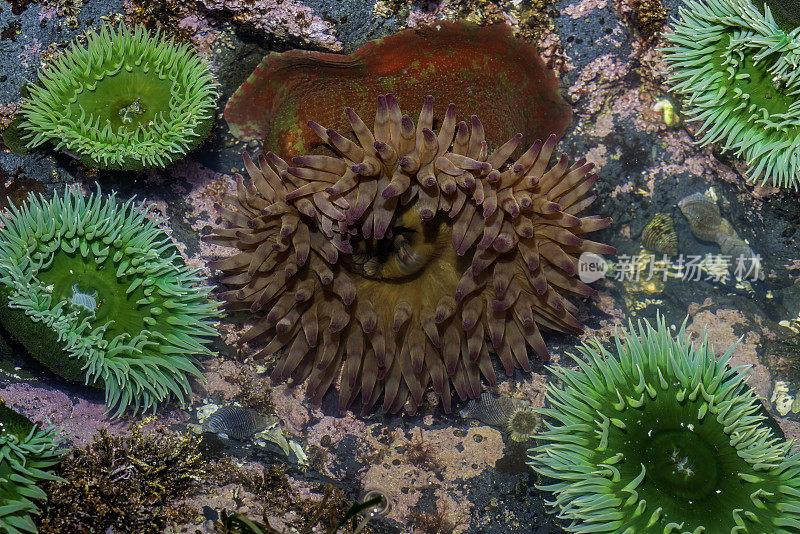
[663,0,800,189]
[0,399,65,534]
[18,23,218,170]
[528,316,800,533]
[0,186,218,417]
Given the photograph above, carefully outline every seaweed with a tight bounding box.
[213,490,387,534]
[36,420,204,533]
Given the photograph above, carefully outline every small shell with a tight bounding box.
[460,392,526,427]
[718,234,761,279]
[202,405,273,440]
[678,192,725,242]
[678,192,761,280]
[653,98,680,127]
[641,213,678,255]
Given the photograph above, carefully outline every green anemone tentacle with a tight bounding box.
[528,315,800,533]
[0,186,218,417]
[763,0,800,32]
[663,0,800,189]
[18,23,218,170]
[0,401,65,534]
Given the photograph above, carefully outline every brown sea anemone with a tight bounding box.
[206,95,614,414]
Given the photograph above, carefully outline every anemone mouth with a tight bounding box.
[19,23,218,170]
[78,70,169,133]
[0,187,218,416]
[529,317,800,533]
[207,94,615,414]
[643,430,718,499]
[343,205,455,281]
[664,0,800,188]
[37,250,156,340]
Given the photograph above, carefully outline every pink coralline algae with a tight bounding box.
[0,384,150,448]
[564,0,609,18]
[198,0,341,51]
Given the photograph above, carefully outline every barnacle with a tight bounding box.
[0,399,65,534]
[18,23,218,170]
[529,316,800,533]
[207,95,614,414]
[507,406,539,442]
[664,0,800,188]
[0,186,218,416]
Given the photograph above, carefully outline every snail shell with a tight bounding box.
[678,192,737,244]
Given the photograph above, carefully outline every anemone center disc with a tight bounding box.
[36,251,148,339]
[341,208,465,330]
[645,430,718,500]
[72,69,172,133]
[348,228,433,280]
[719,37,796,122]
[345,207,453,281]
